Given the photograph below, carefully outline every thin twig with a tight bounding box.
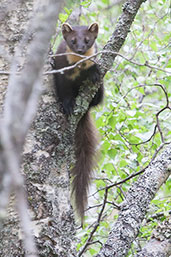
[0,50,170,76]
[78,188,108,256]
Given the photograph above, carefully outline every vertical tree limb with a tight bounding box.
[0,0,63,256]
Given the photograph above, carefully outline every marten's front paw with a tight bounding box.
[62,98,75,116]
[89,65,101,84]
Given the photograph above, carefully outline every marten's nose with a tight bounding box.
[77,49,85,55]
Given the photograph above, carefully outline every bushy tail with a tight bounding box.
[71,112,98,222]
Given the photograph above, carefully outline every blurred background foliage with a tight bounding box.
[53,0,171,255]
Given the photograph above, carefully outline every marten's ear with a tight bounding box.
[88,22,99,38]
[62,23,73,35]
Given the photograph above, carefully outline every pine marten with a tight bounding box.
[53,23,104,221]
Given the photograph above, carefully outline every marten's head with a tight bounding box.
[62,23,99,55]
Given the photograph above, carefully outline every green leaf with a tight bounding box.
[80,0,91,7]
[101,141,110,151]
[103,163,114,172]
[108,116,117,128]
[59,13,68,23]
[108,149,117,159]
[129,135,141,144]
[64,7,72,15]
[120,160,128,167]
[150,41,158,51]
[89,248,97,255]
[137,86,145,94]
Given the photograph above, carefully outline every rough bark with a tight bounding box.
[99,0,147,76]
[135,219,171,257]
[0,0,76,257]
[96,144,171,257]
[0,1,36,255]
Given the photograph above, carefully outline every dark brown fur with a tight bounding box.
[72,112,98,220]
[53,23,104,221]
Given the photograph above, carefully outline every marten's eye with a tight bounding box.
[85,37,90,44]
[71,38,76,44]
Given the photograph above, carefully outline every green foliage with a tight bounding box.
[55,0,171,255]
[139,182,171,243]
[80,0,92,8]
[59,7,72,22]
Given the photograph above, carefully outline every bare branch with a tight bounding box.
[78,188,108,256]
[1,50,170,76]
[118,83,171,147]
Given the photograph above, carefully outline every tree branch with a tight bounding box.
[135,219,171,257]
[1,50,171,76]
[78,188,109,256]
[96,144,171,257]
[99,0,147,76]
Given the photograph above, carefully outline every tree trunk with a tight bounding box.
[0,1,76,256]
